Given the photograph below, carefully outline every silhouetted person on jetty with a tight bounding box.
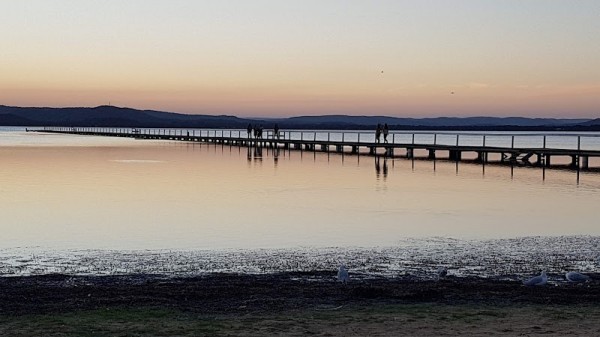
[247,124,253,138]
[274,124,280,139]
[383,123,389,143]
[375,124,382,143]
[254,125,259,139]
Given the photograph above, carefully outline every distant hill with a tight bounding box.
[576,118,600,126]
[0,105,254,128]
[274,115,590,128]
[0,105,596,130]
[0,114,36,126]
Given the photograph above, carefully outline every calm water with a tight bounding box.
[1,128,599,277]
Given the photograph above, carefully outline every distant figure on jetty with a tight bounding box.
[247,123,252,138]
[254,125,263,139]
[274,123,280,139]
[337,265,349,284]
[375,124,382,143]
[383,123,389,143]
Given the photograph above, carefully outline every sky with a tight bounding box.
[1,0,599,118]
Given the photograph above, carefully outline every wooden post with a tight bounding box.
[543,135,546,149]
[581,156,589,170]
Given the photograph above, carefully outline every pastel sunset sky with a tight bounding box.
[1,0,599,117]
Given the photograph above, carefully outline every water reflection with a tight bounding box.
[2,134,600,250]
[273,148,280,168]
[375,156,388,181]
[239,140,596,186]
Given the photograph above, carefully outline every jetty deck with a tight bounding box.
[31,127,600,171]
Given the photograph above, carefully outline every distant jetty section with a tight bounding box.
[31,127,600,174]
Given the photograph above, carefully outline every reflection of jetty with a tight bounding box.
[33,127,600,171]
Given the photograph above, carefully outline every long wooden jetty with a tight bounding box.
[31,127,600,171]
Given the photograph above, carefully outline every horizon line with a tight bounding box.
[0,104,594,121]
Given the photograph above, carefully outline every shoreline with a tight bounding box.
[2,272,599,315]
[2,273,600,336]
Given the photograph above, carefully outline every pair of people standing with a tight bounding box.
[375,123,389,143]
[247,124,263,139]
[247,123,279,139]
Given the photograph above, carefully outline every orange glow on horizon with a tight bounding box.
[1,1,599,118]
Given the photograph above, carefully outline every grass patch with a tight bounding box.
[1,304,599,336]
[0,308,227,337]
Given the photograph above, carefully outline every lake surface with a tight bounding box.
[1,128,599,277]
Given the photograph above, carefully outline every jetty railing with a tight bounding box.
[38,126,600,152]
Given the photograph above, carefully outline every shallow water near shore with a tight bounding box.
[2,236,599,279]
[1,129,600,277]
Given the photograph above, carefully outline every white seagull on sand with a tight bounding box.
[436,267,448,280]
[565,271,590,283]
[337,265,349,284]
[523,271,548,286]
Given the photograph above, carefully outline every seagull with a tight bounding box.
[565,271,590,283]
[436,267,448,281]
[523,271,548,286]
[337,265,349,284]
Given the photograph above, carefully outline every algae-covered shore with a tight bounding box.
[1,273,599,336]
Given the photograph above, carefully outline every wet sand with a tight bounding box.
[1,273,599,336]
